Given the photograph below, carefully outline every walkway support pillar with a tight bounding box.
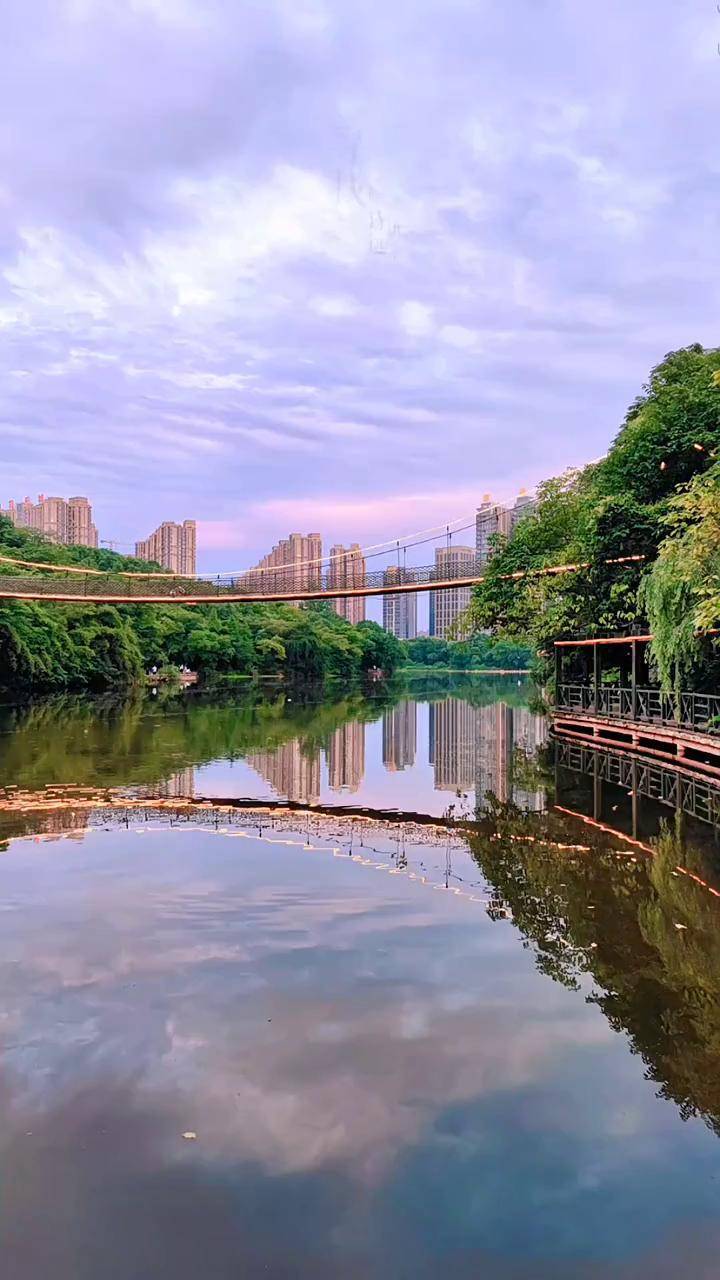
[593,752,601,822]
[631,640,637,721]
[592,642,600,712]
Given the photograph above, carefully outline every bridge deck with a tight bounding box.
[0,571,485,605]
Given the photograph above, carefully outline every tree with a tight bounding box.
[466,345,720,685]
[639,462,720,689]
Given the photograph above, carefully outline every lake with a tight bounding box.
[2,675,720,1278]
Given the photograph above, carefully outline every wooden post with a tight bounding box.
[631,639,637,721]
[593,642,600,712]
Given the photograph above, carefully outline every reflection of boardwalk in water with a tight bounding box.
[555,736,720,833]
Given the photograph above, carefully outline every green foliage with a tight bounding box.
[639,462,720,689]
[0,525,403,693]
[468,345,720,687]
[401,634,532,670]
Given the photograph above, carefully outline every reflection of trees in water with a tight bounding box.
[468,797,720,1136]
[0,677,538,795]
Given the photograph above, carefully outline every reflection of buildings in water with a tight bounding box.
[247,740,321,805]
[511,707,548,811]
[328,721,366,793]
[382,702,417,772]
[426,697,548,808]
[475,703,547,811]
[150,768,196,799]
[429,699,478,792]
[475,702,513,804]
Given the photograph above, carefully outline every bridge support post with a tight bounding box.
[593,642,600,712]
[631,640,638,721]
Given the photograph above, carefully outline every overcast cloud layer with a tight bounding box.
[0,0,718,566]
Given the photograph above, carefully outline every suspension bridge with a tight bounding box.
[0,508,646,606]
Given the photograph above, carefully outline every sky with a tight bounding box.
[0,0,718,572]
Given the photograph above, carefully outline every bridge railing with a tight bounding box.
[0,560,484,601]
[556,683,720,736]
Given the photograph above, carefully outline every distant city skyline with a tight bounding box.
[2,484,541,633]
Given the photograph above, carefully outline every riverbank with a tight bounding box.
[402,665,530,676]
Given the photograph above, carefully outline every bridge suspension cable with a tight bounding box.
[0,552,649,605]
[0,512,479,579]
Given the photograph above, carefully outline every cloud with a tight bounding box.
[398,301,434,337]
[310,294,360,318]
[199,484,523,555]
[0,0,717,568]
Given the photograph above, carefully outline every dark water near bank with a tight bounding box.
[2,677,720,1278]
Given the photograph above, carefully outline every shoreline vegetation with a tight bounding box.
[469,345,720,692]
[0,525,405,694]
[402,666,529,675]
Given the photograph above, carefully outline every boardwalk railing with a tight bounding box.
[556,683,720,737]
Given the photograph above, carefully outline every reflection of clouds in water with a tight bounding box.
[3,823,720,1277]
[0,825,615,1180]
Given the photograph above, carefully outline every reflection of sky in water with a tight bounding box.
[3,822,720,1279]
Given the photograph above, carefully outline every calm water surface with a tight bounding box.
[2,676,720,1278]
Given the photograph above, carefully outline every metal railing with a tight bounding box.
[556,684,720,737]
[0,561,485,604]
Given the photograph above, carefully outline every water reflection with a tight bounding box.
[4,683,720,1276]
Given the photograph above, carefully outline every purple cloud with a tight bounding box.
[0,0,717,568]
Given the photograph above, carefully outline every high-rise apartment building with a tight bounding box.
[475,496,512,569]
[135,520,197,575]
[67,496,97,548]
[429,545,475,639]
[328,544,366,624]
[245,532,322,598]
[510,490,537,530]
[382,566,418,639]
[382,701,417,771]
[1,494,98,547]
[475,491,537,568]
[5,497,34,529]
